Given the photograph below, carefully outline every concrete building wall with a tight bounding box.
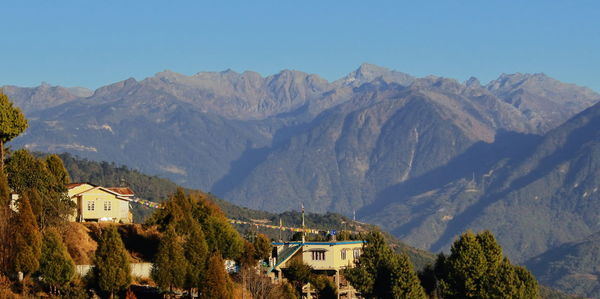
[300,242,363,270]
[75,263,152,278]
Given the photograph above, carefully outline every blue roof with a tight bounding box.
[272,240,365,246]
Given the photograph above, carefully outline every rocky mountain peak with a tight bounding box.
[337,63,414,87]
[465,77,481,88]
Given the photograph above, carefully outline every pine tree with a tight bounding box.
[6,150,74,228]
[192,193,244,260]
[436,230,539,299]
[310,275,337,299]
[441,230,487,298]
[239,240,257,269]
[184,221,208,295]
[151,225,188,295]
[389,253,427,298]
[0,91,28,172]
[146,189,244,260]
[39,228,75,294]
[513,264,539,299]
[93,225,131,298]
[203,251,233,299]
[283,258,313,295]
[45,154,71,186]
[12,196,42,277]
[344,231,426,299]
[253,233,271,262]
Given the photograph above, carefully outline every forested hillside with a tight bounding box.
[58,152,436,269]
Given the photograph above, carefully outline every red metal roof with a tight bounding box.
[106,187,135,196]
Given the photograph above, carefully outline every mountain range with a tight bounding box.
[4,64,600,297]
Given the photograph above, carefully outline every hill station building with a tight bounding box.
[66,183,134,223]
[269,240,365,299]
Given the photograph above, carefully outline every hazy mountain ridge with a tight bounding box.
[1,82,92,113]
[486,73,599,133]
[363,101,600,262]
[7,64,598,212]
[5,64,600,297]
[221,74,597,214]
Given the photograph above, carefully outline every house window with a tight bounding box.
[353,249,361,259]
[341,249,347,260]
[87,201,95,211]
[104,201,111,211]
[312,251,325,261]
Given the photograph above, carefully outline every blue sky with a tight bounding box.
[1,1,599,92]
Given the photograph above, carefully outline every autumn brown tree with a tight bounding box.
[203,251,233,299]
[0,170,12,274]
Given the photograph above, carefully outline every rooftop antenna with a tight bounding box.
[301,203,305,243]
[279,217,283,241]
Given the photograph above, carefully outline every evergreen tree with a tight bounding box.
[146,188,194,234]
[93,225,131,298]
[191,192,244,260]
[435,230,539,299]
[6,149,47,194]
[203,251,233,299]
[146,189,244,260]
[283,259,313,296]
[344,231,426,299]
[440,231,488,298]
[151,225,188,295]
[253,233,271,262]
[184,221,208,295]
[239,240,257,269]
[310,275,337,299]
[0,91,28,172]
[513,264,539,299]
[6,150,74,228]
[12,196,42,277]
[45,154,71,186]
[39,228,75,294]
[388,253,427,298]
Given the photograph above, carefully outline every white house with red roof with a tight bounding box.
[66,183,134,223]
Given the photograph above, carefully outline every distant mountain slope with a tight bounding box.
[1,82,92,113]
[487,73,599,133]
[527,232,600,298]
[222,77,533,213]
[363,101,600,265]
